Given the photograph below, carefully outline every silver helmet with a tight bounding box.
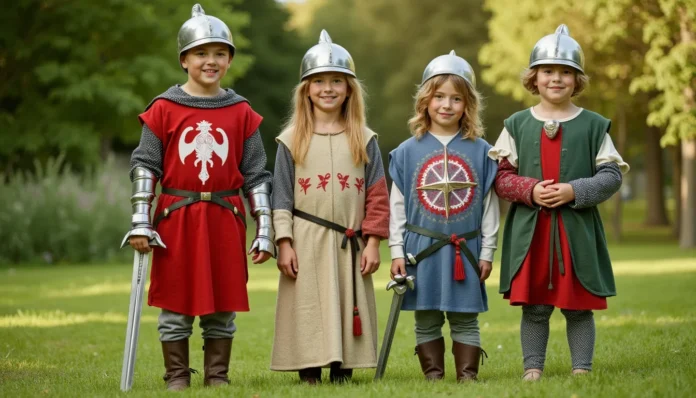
[529,24,584,73]
[300,30,356,80]
[177,4,235,63]
[421,50,476,88]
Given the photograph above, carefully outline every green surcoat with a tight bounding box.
[499,109,616,297]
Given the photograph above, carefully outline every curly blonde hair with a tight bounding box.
[521,66,589,97]
[407,74,484,140]
[280,76,370,166]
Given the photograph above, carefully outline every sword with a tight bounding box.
[374,274,415,380]
[120,234,165,392]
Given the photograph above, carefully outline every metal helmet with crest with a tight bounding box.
[300,30,356,80]
[177,4,235,70]
[529,24,584,73]
[421,50,476,88]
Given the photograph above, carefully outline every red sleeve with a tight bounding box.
[244,105,263,139]
[138,100,165,140]
[362,176,390,239]
[495,158,538,207]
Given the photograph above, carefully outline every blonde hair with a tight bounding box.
[280,76,370,166]
[522,66,589,97]
[407,74,484,140]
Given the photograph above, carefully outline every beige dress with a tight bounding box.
[271,129,387,370]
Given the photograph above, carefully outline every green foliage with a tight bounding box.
[0,155,131,264]
[233,0,311,169]
[0,0,253,172]
[629,0,696,146]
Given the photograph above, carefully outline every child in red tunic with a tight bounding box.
[488,25,629,380]
[123,4,274,391]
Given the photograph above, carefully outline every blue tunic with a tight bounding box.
[389,133,497,313]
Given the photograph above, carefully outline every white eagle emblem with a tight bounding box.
[178,120,228,185]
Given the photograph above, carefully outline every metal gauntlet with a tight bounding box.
[120,167,166,248]
[247,182,276,257]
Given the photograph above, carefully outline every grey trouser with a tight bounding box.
[414,310,480,347]
[521,304,595,370]
[158,309,237,342]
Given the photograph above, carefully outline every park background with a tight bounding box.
[1,0,695,396]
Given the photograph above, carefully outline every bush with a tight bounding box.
[0,154,132,264]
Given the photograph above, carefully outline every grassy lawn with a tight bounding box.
[1,201,695,397]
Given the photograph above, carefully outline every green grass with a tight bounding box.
[1,200,695,397]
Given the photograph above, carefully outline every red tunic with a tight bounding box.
[503,126,607,310]
[139,99,262,316]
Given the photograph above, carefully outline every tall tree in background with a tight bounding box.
[630,0,696,248]
[232,0,309,171]
[479,0,664,239]
[0,1,252,172]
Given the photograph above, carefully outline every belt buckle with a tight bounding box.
[201,192,212,201]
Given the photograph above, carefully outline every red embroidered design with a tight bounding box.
[495,158,537,207]
[355,177,365,193]
[337,173,350,191]
[317,173,331,191]
[417,153,477,217]
[298,177,312,194]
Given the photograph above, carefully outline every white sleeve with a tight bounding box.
[479,189,500,262]
[389,183,407,259]
[596,134,630,174]
[487,127,518,167]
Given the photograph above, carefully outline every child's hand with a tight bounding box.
[478,260,492,282]
[541,183,575,208]
[390,258,407,279]
[129,236,152,253]
[277,239,298,279]
[251,250,272,264]
[532,179,555,207]
[360,236,381,276]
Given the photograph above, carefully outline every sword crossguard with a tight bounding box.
[386,274,416,296]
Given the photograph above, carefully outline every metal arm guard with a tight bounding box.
[120,167,166,249]
[247,182,276,257]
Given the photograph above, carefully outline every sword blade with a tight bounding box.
[120,251,150,392]
[374,292,405,380]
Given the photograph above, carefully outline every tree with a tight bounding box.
[0,0,252,172]
[630,0,696,248]
[232,0,310,171]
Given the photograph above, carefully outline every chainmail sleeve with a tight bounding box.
[240,129,273,195]
[569,162,622,209]
[129,124,163,181]
[272,142,295,212]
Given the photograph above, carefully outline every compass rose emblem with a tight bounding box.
[417,149,478,219]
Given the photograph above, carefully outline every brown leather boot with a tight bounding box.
[329,362,353,383]
[203,338,232,387]
[452,341,481,382]
[298,367,322,384]
[415,337,445,380]
[162,339,191,391]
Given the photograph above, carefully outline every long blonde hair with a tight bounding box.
[280,76,370,166]
[407,74,484,140]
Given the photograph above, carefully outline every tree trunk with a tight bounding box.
[644,126,669,225]
[671,143,682,237]
[612,104,627,242]
[680,139,696,248]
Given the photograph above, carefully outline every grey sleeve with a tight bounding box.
[569,162,622,209]
[271,142,295,212]
[365,137,386,188]
[240,129,273,195]
[129,124,163,181]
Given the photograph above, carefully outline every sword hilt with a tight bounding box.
[386,274,415,295]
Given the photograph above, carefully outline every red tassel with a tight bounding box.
[454,247,466,281]
[352,307,362,336]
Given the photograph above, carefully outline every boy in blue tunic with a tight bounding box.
[389,51,499,382]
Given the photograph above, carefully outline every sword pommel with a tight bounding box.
[386,274,416,296]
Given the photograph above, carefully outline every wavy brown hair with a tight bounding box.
[407,74,484,140]
[280,76,370,166]
[522,66,589,97]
